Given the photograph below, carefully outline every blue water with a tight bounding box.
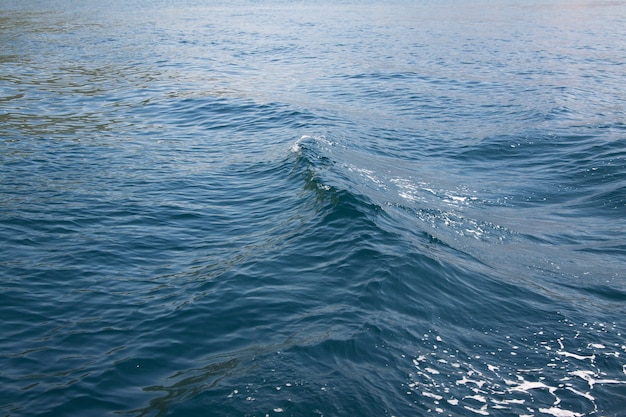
[1,1,625,416]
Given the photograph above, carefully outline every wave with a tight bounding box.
[289,133,514,263]
[106,134,610,417]
[118,129,624,415]
[286,131,625,309]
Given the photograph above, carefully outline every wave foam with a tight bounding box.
[404,321,625,416]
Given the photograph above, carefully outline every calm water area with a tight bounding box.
[1,1,626,416]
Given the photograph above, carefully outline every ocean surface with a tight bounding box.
[1,1,625,416]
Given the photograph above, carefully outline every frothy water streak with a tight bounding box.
[406,320,626,416]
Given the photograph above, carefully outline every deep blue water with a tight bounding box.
[1,1,626,416]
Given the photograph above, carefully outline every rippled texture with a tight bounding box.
[1,1,625,416]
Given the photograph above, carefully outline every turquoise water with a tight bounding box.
[1,1,625,416]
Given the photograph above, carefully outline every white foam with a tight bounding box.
[449,195,467,203]
[570,369,626,389]
[493,398,525,405]
[290,135,310,153]
[464,394,487,403]
[456,375,486,388]
[290,142,302,153]
[556,350,595,361]
[565,386,594,402]
[506,378,557,396]
[464,404,489,415]
[290,134,332,154]
[423,391,443,400]
[348,166,383,185]
[404,322,623,416]
[538,407,582,417]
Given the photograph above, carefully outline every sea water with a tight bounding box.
[1,1,625,416]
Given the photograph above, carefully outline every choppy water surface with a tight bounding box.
[1,1,625,416]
